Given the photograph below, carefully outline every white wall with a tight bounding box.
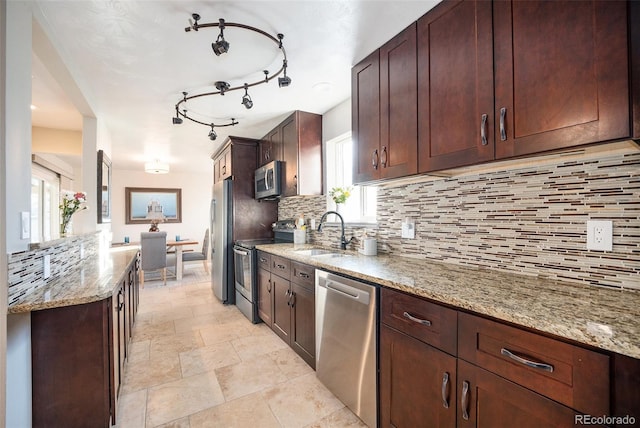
[111,169,212,246]
[322,98,351,143]
[0,0,7,425]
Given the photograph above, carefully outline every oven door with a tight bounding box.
[233,246,254,301]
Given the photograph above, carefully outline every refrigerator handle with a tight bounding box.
[210,199,216,254]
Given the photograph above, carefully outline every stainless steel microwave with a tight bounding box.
[254,160,282,200]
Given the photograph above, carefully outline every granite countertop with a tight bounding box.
[8,247,140,314]
[256,243,640,359]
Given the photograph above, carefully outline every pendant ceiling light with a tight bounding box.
[172,13,291,138]
[145,160,170,174]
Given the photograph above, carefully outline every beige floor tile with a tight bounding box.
[215,354,288,401]
[199,321,250,346]
[263,373,345,428]
[231,331,289,361]
[305,406,368,428]
[131,320,175,343]
[268,348,314,379]
[179,341,241,377]
[121,355,182,395]
[128,339,151,363]
[149,330,205,357]
[189,392,281,428]
[151,306,194,324]
[115,389,147,428]
[146,371,225,427]
[173,313,220,333]
[153,416,190,428]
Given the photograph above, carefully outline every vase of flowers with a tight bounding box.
[60,191,87,236]
[329,186,352,214]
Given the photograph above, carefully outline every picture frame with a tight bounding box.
[97,149,112,223]
[125,187,182,224]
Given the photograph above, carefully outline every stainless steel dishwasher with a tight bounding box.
[315,270,377,428]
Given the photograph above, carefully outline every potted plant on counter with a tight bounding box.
[329,186,352,214]
[59,191,87,236]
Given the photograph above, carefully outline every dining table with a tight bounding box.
[166,239,198,280]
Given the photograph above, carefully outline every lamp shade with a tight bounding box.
[145,160,170,174]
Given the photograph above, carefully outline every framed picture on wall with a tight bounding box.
[125,187,182,224]
[97,150,111,223]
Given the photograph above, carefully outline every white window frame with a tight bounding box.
[325,132,377,224]
[31,164,60,243]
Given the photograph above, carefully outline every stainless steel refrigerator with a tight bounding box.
[211,178,234,304]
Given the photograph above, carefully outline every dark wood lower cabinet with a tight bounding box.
[290,281,315,369]
[380,324,456,428]
[457,360,581,428]
[271,273,291,343]
[31,255,139,427]
[257,267,273,327]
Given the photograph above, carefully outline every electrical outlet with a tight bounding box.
[586,220,613,251]
[401,219,415,239]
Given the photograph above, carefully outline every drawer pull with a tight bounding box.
[441,372,450,409]
[276,264,286,270]
[298,272,310,279]
[259,257,267,263]
[403,311,432,326]
[500,348,554,373]
[499,107,507,141]
[480,113,488,146]
[461,380,470,420]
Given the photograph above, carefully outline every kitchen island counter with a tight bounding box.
[8,247,140,314]
[256,243,640,359]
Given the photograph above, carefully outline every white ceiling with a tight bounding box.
[31,0,439,173]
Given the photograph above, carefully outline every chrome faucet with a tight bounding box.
[317,211,354,250]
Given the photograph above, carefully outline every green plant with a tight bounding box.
[329,186,352,204]
[60,192,87,234]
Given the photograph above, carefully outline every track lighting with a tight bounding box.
[241,84,253,109]
[177,14,291,136]
[211,19,229,56]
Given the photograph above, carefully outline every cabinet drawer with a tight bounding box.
[271,255,291,278]
[257,251,271,270]
[381,288,457,356]
[291,261,315,290]
[458,312,609,417]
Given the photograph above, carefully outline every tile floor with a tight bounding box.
[115,265,367,428]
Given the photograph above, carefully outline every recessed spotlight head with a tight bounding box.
[241,84,253,109]
[212,39,229,56]
[208,127,217,141]
[278,75,291,87]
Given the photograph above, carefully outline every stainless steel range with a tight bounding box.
[233,220,295,323]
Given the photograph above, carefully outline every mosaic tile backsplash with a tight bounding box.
[279,151,640,290]
[8,233,100,306]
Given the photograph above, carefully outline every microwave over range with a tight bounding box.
[255,160,282,200]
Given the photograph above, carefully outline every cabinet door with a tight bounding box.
[281,114,298,197]
[352,50,381,184]
[380,324,456,428]
[494,0,629,159]
[380,23,418,179]
[257,268,273,327]
[260,127,282,166]
[290,281,315,368]
[271,274,291,343]
[418,0,494,173]
[457,360,581,428]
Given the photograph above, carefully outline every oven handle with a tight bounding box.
[233,248,250,256]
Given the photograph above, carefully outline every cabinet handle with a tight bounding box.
[294,174,297,189]
[265,148,270,160]
[403,311,432,326]
[441,372,450,409]
[222,164,226,174]
[286,289,291,306]
[500,348,554,372]
[267,279,271,293]
[372,149,379,170]
[461,380,470,420]
[298,272,310,279]
[499,107,507,141]
[276,264,286,270]
[381,146,388,168]
[480,114,488,146]
[259,257,267,263]
[290,292,296,308]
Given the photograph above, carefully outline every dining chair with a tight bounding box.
[182,229,210,274]
[140,231,173,286]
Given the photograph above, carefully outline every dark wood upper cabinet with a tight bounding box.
[259,127,282,166]
[418,0,494,172]
[281,111,322,197]
[353,24,418,184]
[493,0,630,159]
[352,50,381,184]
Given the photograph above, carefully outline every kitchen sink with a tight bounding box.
[294,248,336,256]
[314,253,352,258]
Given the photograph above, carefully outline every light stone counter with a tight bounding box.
[8,247,139,314]
[256,243,640,359]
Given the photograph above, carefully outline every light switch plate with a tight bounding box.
[586,220,613,251]
[43,254,51,279]
[21,211,30,239]
[401,220,415,239]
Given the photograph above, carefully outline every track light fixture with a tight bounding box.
[241,84,253,109]
[211,19,229,56]
[175,13,291,139]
